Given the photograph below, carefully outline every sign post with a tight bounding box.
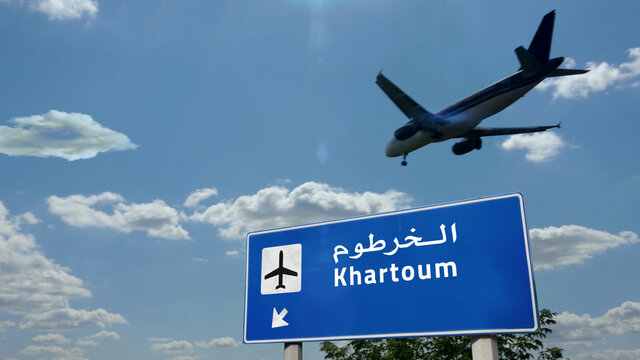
[472,335,499,360]
[244,193,538,348]
[284,342,302,360]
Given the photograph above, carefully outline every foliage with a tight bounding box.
[320,309,564,360]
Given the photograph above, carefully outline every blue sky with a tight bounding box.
[1,0,639,359]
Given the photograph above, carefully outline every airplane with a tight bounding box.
[264,250,298,290]
[377,10,588,166]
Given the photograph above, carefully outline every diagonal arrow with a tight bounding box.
[272,307,289,328]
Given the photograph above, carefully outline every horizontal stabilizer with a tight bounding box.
[548,68,589,77]
[515,46,542,74]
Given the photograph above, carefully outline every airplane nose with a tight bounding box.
[385,139,401,157]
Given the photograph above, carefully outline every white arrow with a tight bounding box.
[272,307,289,328]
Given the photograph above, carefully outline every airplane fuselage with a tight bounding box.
[384,60,562,157]
[384,35,567,158]
[378,10,586,165]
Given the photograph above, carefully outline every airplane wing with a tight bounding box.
[280,268,297,277]
[454,124,560,138]
[264,269,280,279]
[264,267,298,280]
[376,72,428,120]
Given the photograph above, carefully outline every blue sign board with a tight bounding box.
[243,193,538,343]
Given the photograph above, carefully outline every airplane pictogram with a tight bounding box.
[264,250,298,290]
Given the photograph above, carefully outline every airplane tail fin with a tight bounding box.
[516,10,589,77]
[528,10,555,63]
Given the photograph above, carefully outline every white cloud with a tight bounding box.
[76,339,98,347]
[148,337,175,342]
[500,131,566,162]
[0,320,15,333]
[32,0,98,20]
[551,301,640,347]
[85,330,119,340]
[573,349,640,360]
[150,340,194,354]
[194,336,240,348]
[19,308,128,331]
[29,0,98,20]
[184,188,218,208]
[47,193,190,240]
[192,257,209,263]
[537,47,640,99]
[0,201,91,314]
[19,345,87,360]
[32,333,71,345]
[189,182,412,240]
[0,202,126,337]
[76,330,119,346]
[19,345,68,355]
[24,0,98,20]
[0,110,136,161]
[14,212,40,226]
[530,225,639,270]
[225,250,240,257]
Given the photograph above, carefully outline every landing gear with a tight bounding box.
[401,153,408,166]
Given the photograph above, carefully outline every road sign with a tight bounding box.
[243,193,538,344]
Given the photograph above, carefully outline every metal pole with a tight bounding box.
[284,342,302,360]
[471,335,499,360]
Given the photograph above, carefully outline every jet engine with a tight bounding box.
[452,137,482,155]
[394,123,420,141]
